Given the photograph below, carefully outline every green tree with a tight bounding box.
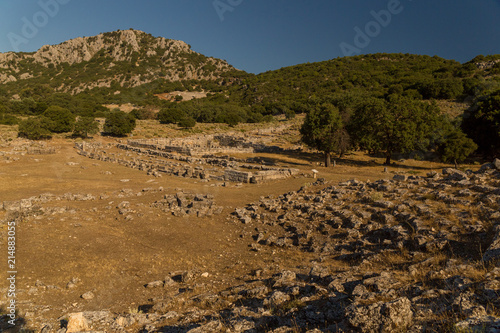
[18,118,52,140]
[43,105,75,133]
[351,95,439,165]
[0,105,18,125]
[177,117,196,129]
[103,111,136,137]
[158,107,187,124]
[215,111,241,127]
[438,129,477,168]
[31,101,48,115]
[462,89,500,156]
[73,117,100,138]
[300,103,345,167]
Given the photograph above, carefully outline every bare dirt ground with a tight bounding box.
[0,119,491,332]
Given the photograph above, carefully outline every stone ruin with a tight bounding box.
[0,139,58,158]
[125,133,284,157]
[27,147,56,155]
[151,192,223,217]
[74,135,300,184]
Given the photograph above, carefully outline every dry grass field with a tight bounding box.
[2,118,496,333]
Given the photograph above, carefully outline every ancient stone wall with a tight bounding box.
[75,142,300,184]
[27,147,56,155]
[126,136,255,156]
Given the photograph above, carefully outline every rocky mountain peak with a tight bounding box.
[0,29,235,93]
[30,29,191,66]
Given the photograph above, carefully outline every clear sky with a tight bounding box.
[0,0,499,74]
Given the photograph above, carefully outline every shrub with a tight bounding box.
[177,117,196,129]
[43,105,75,133]
[103,111,136,136]
[215,112,241,127]
[73,117,100,138]
[0,114,18,125]
[438,130,477,167]
[18,118,52,140]
[158,107,187,124]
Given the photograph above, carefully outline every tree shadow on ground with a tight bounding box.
[258,149,439,172]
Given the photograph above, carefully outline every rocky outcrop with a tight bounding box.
[31,30,191,67]
[0,29,236,92]
[346,297,413,332]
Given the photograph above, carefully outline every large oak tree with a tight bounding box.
[351,95,440,165]
[103,110,136,137]
[300,103,346,167]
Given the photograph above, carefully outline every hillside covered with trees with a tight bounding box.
[0,30,499,162]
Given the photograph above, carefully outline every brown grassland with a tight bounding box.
[0,117,486,332]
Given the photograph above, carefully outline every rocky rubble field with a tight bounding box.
[14,160,500,333]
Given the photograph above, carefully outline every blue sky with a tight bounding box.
[0,0,499,74]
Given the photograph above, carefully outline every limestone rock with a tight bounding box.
[494,158,500,171]
[146,280,164,288]
[66,312,89,333]
[483,225,500,264]
[442,168,468,181]
[393,174,408,182]
[263,291,291,307]
[346,297,413,332]
[455,315,500,333]
[81,291,95,300]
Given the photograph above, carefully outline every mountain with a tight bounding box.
[0,29,239,95]
[1,30,499,126]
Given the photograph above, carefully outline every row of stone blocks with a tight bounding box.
[127,141,255,157]
[75,143,299,184]
[224,168,299,184]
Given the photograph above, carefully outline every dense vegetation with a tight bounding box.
[103,110,136,137]
[462,89,500,157]
[1,32,499,161]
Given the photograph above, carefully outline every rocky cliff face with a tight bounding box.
[0,29,236,94]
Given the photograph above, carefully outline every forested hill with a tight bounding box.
[0,28,499,112]
[0,30,499,157]
[224,53,500,113]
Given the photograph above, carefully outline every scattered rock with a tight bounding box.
[346,297,413,332]
[393,174,408,182]
[442,168,468,181]
[483,225,500,264]
[81,291,95,300]
[66,312,89,333]
[455,315,500,333]
[494,158,500,171]
[146,280,164,289]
